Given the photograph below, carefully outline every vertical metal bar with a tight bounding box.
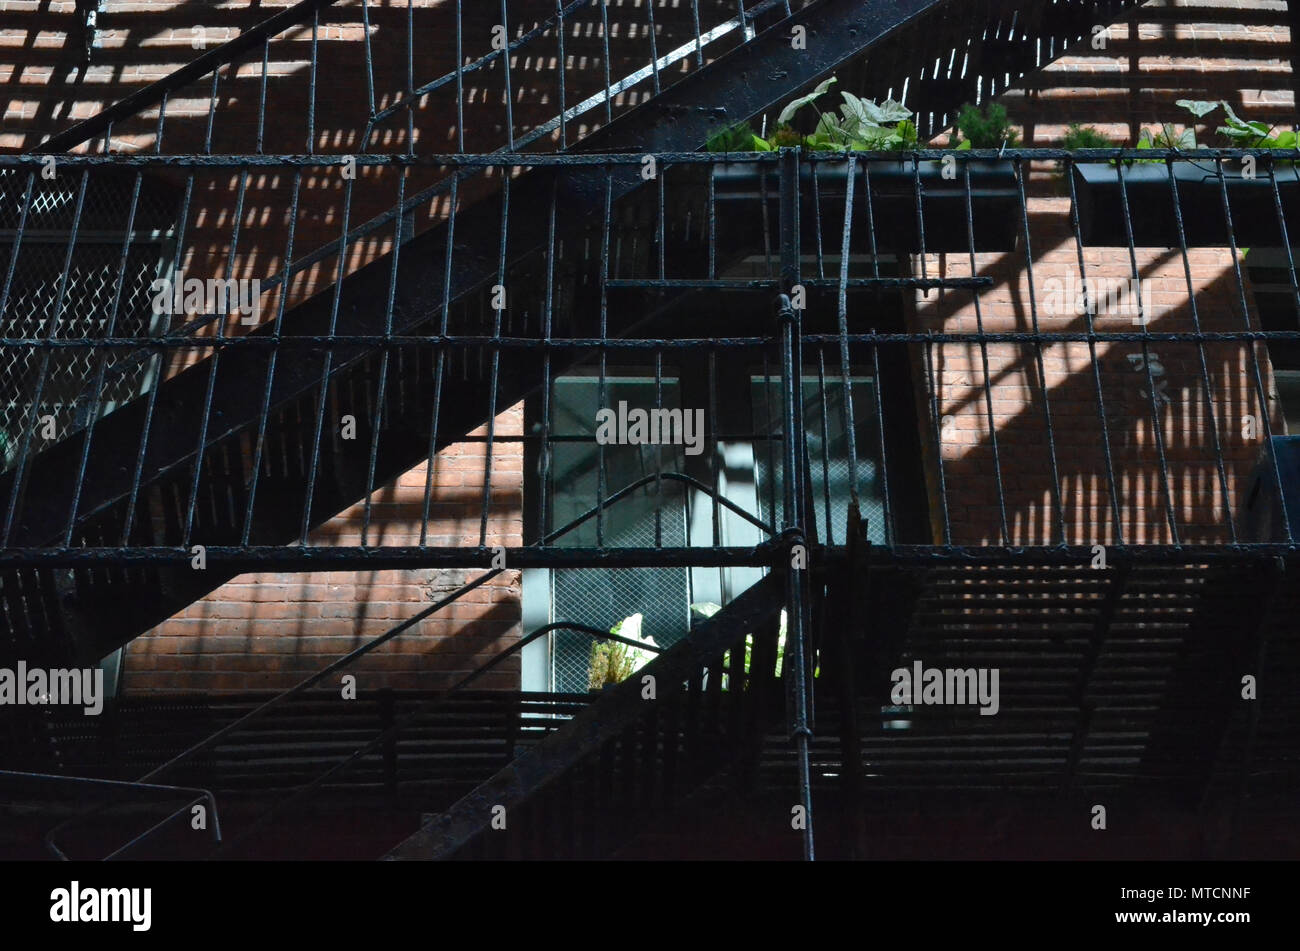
[1164,157,1236,543]
[923,333,953,545]
[536,175,562,547]
[869,337,895,546]
[240,172,303,544]
[419,177,459,545]
[361,169,408,547]
[556,0,568,149]
[406,0,415,152]
[815,349,834,545]
[657,160,667,281]
[1064,154,1125,544]
[456,0,465,151]
[308,7,319,153]
[811,164,825,278]
[1115,159,1179,542]
[594,167,614,548]
[835,155,860,514]
[300,168,356,545]
[599,0,613,125]
[500,0,516,150]
[736,0,754,42]
[257,39,270,154]
[654,349,664,547]
[690,0,705,69]
[203,66,220,153]
[706,162,717,280]
[709,348,721,548]
[911,154,928,282]
[360,0,378,124]
[1216,157,1294,542]
[478,175,514,548]
[645,0,661,96]
[777,147,814,862]
[1011,156,1066,543]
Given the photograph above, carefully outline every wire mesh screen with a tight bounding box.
[0,170,177,469]
[548,375,691,692]
[552,525,690,693]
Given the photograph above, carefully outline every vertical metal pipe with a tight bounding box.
[778,147,814,861]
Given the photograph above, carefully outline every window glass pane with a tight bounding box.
[547,376,691,692]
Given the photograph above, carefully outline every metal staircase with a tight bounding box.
[384,573,787,860]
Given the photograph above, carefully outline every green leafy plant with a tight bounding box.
[1125,123,1198,164]
[1062,124,1115,150]
[588,613,659,689]
[1106,100,1298,168]
[704,121,772,153]
[1058,124,1117,179]
[954,101,1020,149]
[705,75,919,153]
[588,638,634,689]
[1176,99,1298,151]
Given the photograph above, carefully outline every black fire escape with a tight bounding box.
[2,0,1297,860]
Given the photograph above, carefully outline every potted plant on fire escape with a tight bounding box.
[1072,100,1300,247]
[707,78,1021,254]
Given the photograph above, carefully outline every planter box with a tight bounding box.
[710,159,1020,256]
[1073,161,1300,248]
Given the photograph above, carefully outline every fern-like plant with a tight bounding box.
[1062,124,1114,150]
[588,614,658,689]
[954,102,1021,149]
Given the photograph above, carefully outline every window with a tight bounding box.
[523,361,900,692]
[536,374,692,693]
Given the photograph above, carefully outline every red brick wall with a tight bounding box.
[124,410,524,692]
[908,0,1291,545]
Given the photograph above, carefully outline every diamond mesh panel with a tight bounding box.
[551,484,690,693]
[548,376,692,692]
[0,171,178,469]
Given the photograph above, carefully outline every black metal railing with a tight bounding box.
[1,149,1296,569]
